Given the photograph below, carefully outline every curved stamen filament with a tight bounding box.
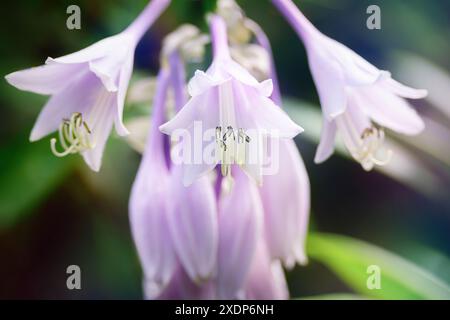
[337,113,392,171]
[51,112,94,157]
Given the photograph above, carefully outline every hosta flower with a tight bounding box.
[159,15,303,186]
[129,69,175,297]
[221,1,311,269]
[272,0,427,170]
[132,25,296,299]
[5,0,170,171]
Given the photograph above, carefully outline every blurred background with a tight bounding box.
[0,0,449,299]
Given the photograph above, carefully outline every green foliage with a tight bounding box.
[0,136,75,229]
[307,232,450,300]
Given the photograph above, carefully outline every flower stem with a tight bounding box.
[146,68,171,168]
[271,0,318,44]
[209,15,231,60]
[126,0,171,42]
[169,51,187,112]
[245,20,282,106]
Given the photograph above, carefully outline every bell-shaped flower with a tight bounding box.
[272,0,427,170]
[129,69,175,299]
[159,15,303,185]
[217,168,263,299]
[260,139,310,268]
[5,0,170,171]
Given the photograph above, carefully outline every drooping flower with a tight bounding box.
[272,0,427,171]
[129,68,175,298]
[260,139,310,268]
[220,1,311,269]
[133,23,294,299]
[159,15,303,186]
[5,0,171,171]
[165,48,219,286]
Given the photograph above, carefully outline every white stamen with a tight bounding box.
[336,113,392,171]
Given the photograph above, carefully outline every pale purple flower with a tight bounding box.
[159,15,303,185]
[272,0,428,170]
[133,39,292,300]
[165,52,219,285]
[129,68,175,297]
[130,14,307,301]
[5,0,170,171]
[260,139,310,268]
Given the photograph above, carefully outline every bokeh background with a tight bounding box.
[0,0,449,299]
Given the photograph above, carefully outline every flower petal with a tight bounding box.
[323,36,381,86]
[167,166,218,283]
[160,88,218,135]
[314,118,337,164]
[260,139,310,267]
[50,35,124,64]
[233,81,303,138]
[352,84,425,135]
[188,70,225,97]
[381,77,428,99]
[160,89,220,186]
[130,152,175,297]
[81,89,116,172]
[29,71,98,141]
[5,62,84,95]
[307,44,347,120]
[88,40,134,93]
[224,59,273,96]
[217,169,263,299]
[114,53,134,136]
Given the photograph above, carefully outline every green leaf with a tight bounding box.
[0,136,76,229]
[307,232,450,299]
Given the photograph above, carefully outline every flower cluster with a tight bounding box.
[5,0,427,299]
[131,14,309,299]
